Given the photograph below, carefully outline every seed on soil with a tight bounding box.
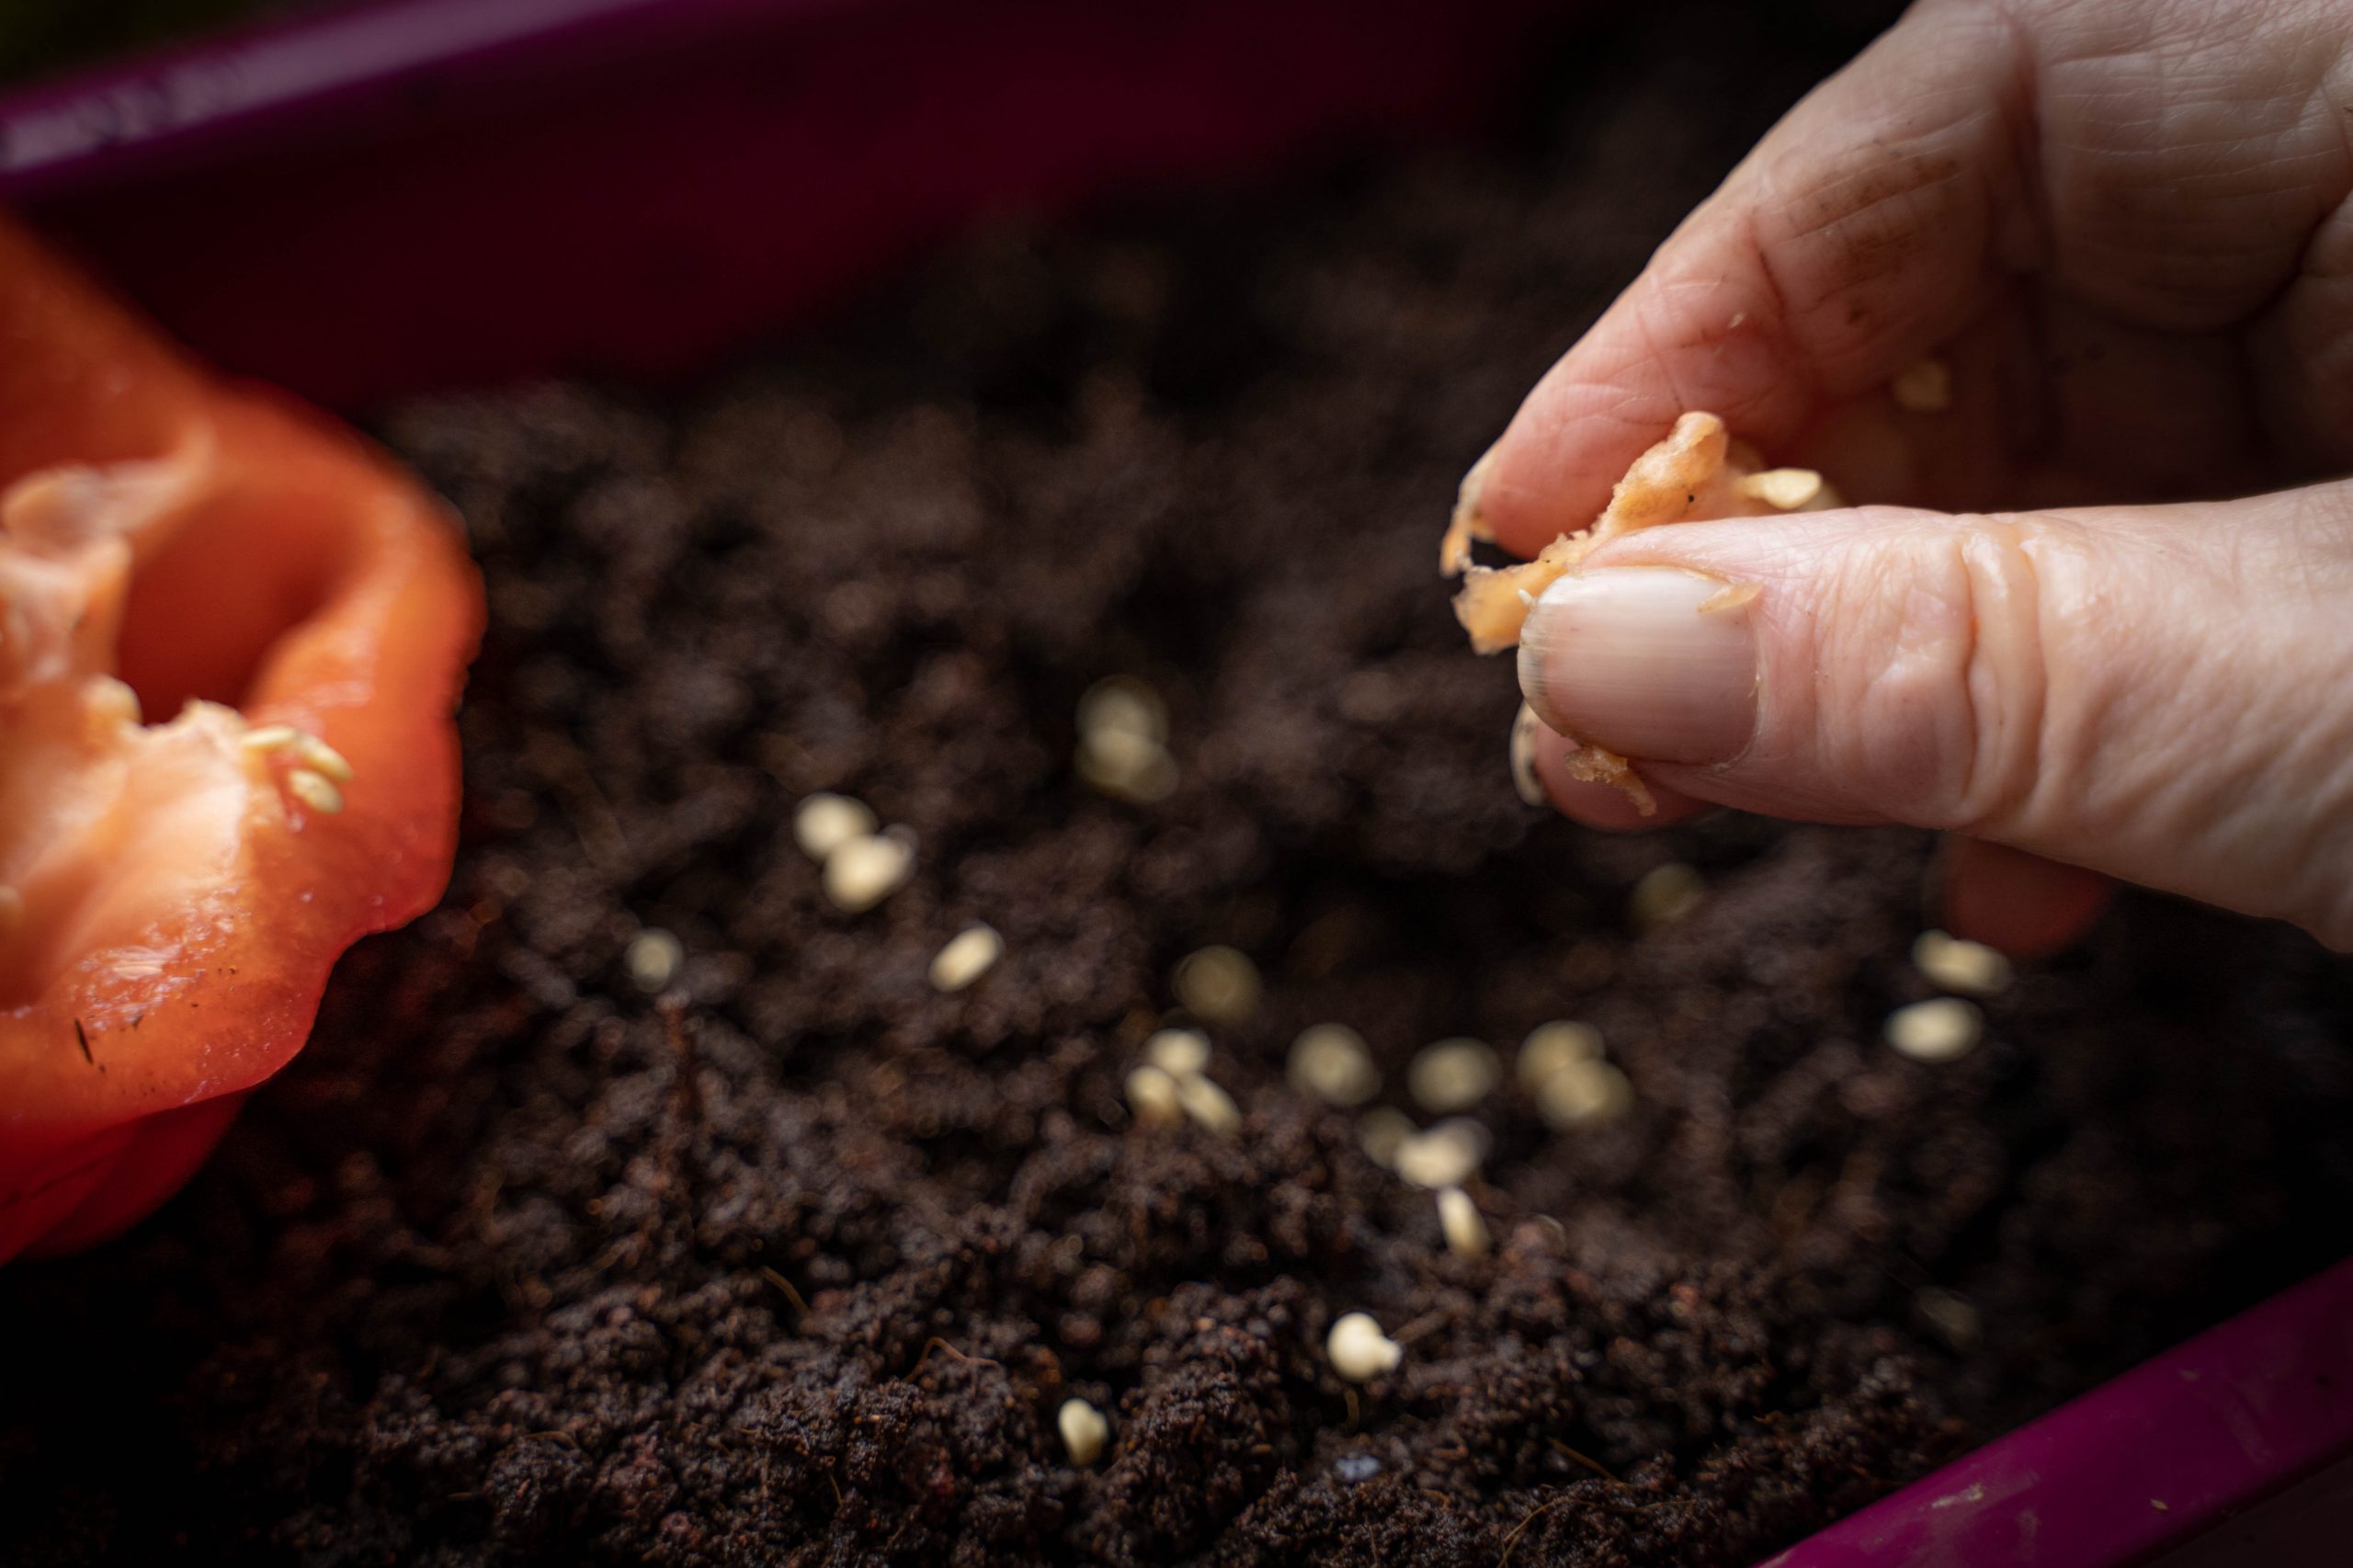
[928,924,1002,992]
[1631,861,1705,931]
[1537,1058,1633,1131]
[1143,1027,1211,1077]
[1175,1073,1242,1135]
[1912,929,2013,997]
[284,767,345,815]
[1886,997,1983,1062]
[1326,1312,1403,1382]
[1518,1020,1605,1093]
[1914,1286,1982,1352]
[1288,1023,1380,1107]
[1076,675,1167,745]
[793,792,877,861]
[1173,945,1260,1024]
[1357,1106,1415,1168]
[625,928,682,993]
[1395,1118,1488,1189]
[1407,1038,1500,1113]
[1436,1186,1489,1257]
[1076,723,1178,803]
[1057,1397,1109,1467]
[822,831,913,913]
[1892,356,1953,413]
[1508,701,1546,806]
[1125,1064,1185,1127]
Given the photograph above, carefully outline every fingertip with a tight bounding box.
[1529,720,1709,831]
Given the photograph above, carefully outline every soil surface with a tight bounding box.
[7,6,2353,1566]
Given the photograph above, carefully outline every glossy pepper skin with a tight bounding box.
[0,218,482,1261]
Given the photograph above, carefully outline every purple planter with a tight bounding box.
[6,3,2348,1562]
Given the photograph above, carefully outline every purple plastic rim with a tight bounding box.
[1,4,2348,1564]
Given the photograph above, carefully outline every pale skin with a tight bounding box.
[1482,0,2353,953]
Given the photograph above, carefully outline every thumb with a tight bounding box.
[1515,484,2353,949]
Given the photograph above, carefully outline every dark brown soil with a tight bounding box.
[6,6,2353,1566]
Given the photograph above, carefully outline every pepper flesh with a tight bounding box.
[0,219,481,1261]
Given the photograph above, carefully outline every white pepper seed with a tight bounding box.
[1394,1119,1486,1189]
[1057,1397,1109,1467]
[794,792,877,860]
[1076,676,1167,744]
[1911,930,2013,997]
[1886,997,1983,1062]
[1357,1107,1415,1169]
[239,723,301,755]
[1326,1312,1403,1382]
[1518,1020,1604,1094]
[1143,1027,1211,1077]
[1407,1038,1500,1114]
[1508,701,1546,807]
[1173,945,1260,1025]
[293,733,354,782]
[822,831,914,913]
[1175,1073,1242,1136]
[1892,356,1953,413]
[1630,862,1704,931]
[625,927,682,993]
[285,767,345,815]
[1436,1187,1489,1258]
[1075,724,1179,803]
[1288,1023,1380,1108]
[1914,1286,1983,1352]
[928,924,1002,992]
[1537,1059,1634,1131]
[1126,1064,1185,1127]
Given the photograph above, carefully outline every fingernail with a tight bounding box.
[1517,568,1758,765]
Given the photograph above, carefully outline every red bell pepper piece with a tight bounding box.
[0,218,481,1260]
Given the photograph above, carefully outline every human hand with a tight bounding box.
[1472,0,2353,953]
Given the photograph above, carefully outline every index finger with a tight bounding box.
[1470,0,2029,556]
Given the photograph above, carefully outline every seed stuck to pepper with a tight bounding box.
[823,831,914,913]
[626,928,683,993]
[1436,1186,1489,1258]
[1057,1397,1110,1467]
[1289,1023,1381,1108]
[1326,1312,1403,1382]
[284,767,345,816]
[1407,1038,1501,1114]
[928,924,1002,992]
[1172,945,1260,1025]
[1886,997,1983,1062]
[793,792,878,861]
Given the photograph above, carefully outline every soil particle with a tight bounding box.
[6,6,2352,1566]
